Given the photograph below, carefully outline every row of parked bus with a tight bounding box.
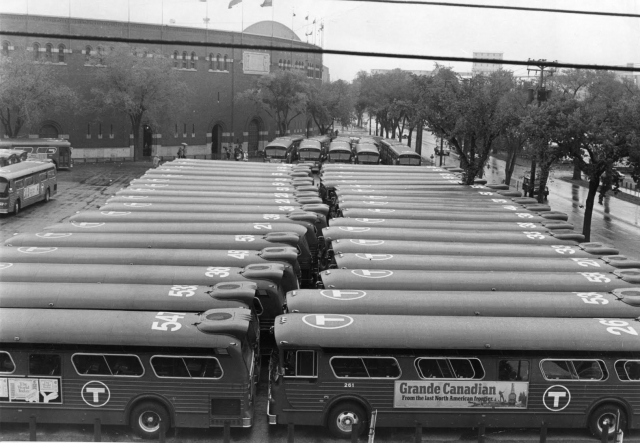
[0,160,330,438]
[265,163,640,439]
[3,157,639,440]
[263,134,423,169]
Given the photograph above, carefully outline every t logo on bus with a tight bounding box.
[320,290,367,300]
[351,270,393,278]
[367,209,395,213]
[349,239,384,246]
[18,247,58,254]
[36,233,72,238]
[543,385,571,411]
[71,222,105,228]
[302,314,354,329]
[355,219,385,223]
[338,227,370,232]
[355,254,393,260]
[81,381,111,407]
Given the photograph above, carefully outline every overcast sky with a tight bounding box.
[1,0,639,81]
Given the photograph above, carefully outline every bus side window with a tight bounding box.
[499,360,529,381]
[0,351,16,374]
[105,355,144,376]
[183,357,223,379]
[29,354,61,376]
[296,350,317,377]
[48,170,56,179]
[72,354,112,375]
[541,359,606,381]
[416,358,453,379]
[39,173,47,182]
[151,356,191,378]
[330,357,368,378]
[15,179,23,189]
[362,357,401,378]
[615,360,640,381]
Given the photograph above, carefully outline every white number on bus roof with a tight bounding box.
[151,312,186,332]
[597,319,638,336]
[516,213,534,218]
[168,286,198,297]
[253,224,272,230]
[503,206,518,211]
[571,258,601,268]
[492,199,508,203]
[478,192,494,195]
[517,223,537,228]
[523,231,545,240]
[205,267,230,278]
[579,273,611,283]
[228,250,250,259]
[551,245,576,254]
[235,235,255,242]
[276,188,290,191]
[263,214,280,220]
[574,292,608,305]
[275,199,291,204]
[278,206,295,211]
[274,193,289,198]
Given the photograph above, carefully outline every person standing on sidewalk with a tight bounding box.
[180,143,188,159]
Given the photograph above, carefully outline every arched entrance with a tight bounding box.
[142,125,153,157]
[248,119,260,156]
[39,124,59,138]
[211,124,223,159]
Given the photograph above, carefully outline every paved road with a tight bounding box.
[2,161,640,442]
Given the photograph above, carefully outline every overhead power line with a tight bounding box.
[3,30,640,73]
[341,0,640,19]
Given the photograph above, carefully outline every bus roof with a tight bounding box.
[1,307,253,348]
[0,138,71,148]
[329,142,352,151]
[274,313,640,352]
[355,144,379,154]
[299,140,321,149]
[0,160,55,178]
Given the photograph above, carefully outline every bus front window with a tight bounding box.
[265,148,286,159]
[299,150,319,160]
[0,178,9,197]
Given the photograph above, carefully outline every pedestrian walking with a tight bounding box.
[181,143,188,158]
[153,155,161,168]
[224,146,231,160]
[177,145,184,159]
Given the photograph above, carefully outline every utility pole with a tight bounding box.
[525,59,556,198]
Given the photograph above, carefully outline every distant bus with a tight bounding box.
[0,149,28,166]
[264,137,303,163]
[0,139,73,169]
[379,140,422,165]
[0,307,258,438]
[353,144,380,165]
[0,161,57,214]
[326,142,353,164]
[269,313,640,439]
[296,139,323,173]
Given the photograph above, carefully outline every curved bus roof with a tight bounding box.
[274,313,640,352]
[0,139,71,148]
[379,141,422,158]
[355,144,379,154]
[2,307,253,349]
[0,161,55,179]
[0,281,257,312]
[329,142,352,152]
[286,288,640,318]
[299,140,321,149]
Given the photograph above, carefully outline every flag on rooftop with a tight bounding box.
[229,0,242,8]
[305,15,309,20]
[260,0,273,6]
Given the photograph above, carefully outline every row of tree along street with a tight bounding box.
[2,45,639,240]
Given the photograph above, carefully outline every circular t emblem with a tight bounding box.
[367,209,395,213]
[81,381,111,407]
[71,222,105,228]
[36,233,71,238]
[338,227,370,232]
[355,253,393,260]
[320,290,367,301]
[349,239,384,246]
[355,219,385,223]
[543,385,571,411]
[18,247,57,254]
[351,269,393,278]
[302,314,354,329]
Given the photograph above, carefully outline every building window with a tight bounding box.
[98,123,102,139]
[183,123,187,137]
[192,123,195,137]
[173,50,179,68]
[58,44,65,63]
[85,45,92,62]
[110,124,114,139]
[223,54,228,71]
[190,52,196,69]
[86,123,91,139]
[216,53,221,71]
[1,41,9,56]
[33,42,40,60]
[209,53,214,70]
[181,51,187,69]
[45,43,53,61]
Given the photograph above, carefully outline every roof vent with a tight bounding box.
[206,312,233,321]
[217,283,241,290]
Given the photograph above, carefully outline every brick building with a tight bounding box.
[0,13,323,160]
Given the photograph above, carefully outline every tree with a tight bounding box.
[307,80,354,135]
[417,67,516,184]
[89,46,188,160]
[237,70,309,136]
[495,81,531,185]
[0,50,78,138]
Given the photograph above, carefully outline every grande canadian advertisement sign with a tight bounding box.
[394,381,528,409]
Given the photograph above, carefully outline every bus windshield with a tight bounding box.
[298,149,320,160]
[399,156,421,165]
[0,178,9,196]
[330,152,351,161]
[265,147,287,158]
[358,153,379,163]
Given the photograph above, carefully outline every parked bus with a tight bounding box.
[264,137,303,163]
[296,140,324,172]
[269,313,640,438]
[285,288,640,318]
[0,139,73,169]
[379,140,422,165]
[353,144,380,165]
[0,307,258,438]
[0,161,57,214]
[326,142,353,164]
[0,149,27,166]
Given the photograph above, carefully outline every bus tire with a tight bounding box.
[588,404,627,438]
[327,401,367,439]
[44,189,50,202]
[13,199,20,215]
[130,401,170,439]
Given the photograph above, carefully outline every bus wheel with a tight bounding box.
[13,200,20,215]
[327,402,367,439]
[44,189,50,202]
[589,404,627,438]
[130,401,169,439]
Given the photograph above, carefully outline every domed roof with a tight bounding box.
[243,21,300,41]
